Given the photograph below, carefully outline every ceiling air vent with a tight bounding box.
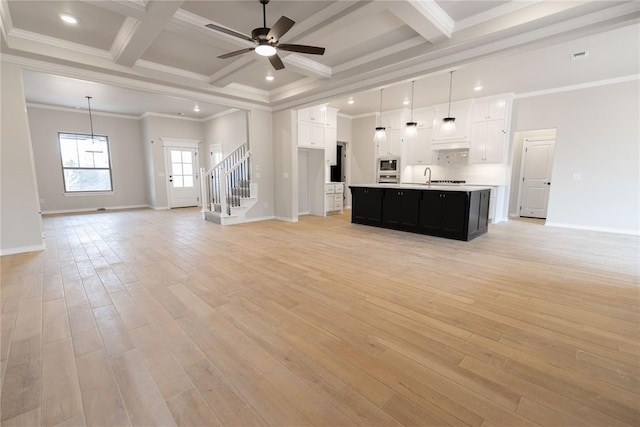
[571,51,589,60]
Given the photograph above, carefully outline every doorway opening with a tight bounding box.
[513,129,556,220]
[331,141,350,207]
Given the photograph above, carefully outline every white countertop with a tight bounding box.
[350,183,492,192]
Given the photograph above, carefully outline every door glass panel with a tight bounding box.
[171,151,182,162]
[183,164,193,176]
[182,151,192,163]
[173,176,184,188]
[172,163,183,175]
[183,176,193,187]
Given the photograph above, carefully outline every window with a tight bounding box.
[170,150,194,188]
[59,132,113,192]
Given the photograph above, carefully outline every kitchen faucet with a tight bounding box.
[423,167,431,186]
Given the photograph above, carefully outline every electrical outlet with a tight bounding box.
[572,173,581,180]
[283,172,289,179]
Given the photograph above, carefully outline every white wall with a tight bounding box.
[272,110,296,221]
[512,79,639,234]
[245,108,275,220]
[0,62,44,255]
[351,115,377,185]
[28,107,147,213]
[140,115,204,209]
[337,115,352,143]
[203,109,248,169]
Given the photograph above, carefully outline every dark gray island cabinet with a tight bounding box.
[350,184,490,241]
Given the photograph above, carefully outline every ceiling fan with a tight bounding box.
[205,0,325,70]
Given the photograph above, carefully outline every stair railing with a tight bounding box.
[200,143,251,218]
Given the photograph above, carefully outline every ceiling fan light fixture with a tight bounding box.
[255,44,277,57]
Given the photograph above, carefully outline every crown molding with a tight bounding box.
[140,111,202,122]
[8,28,111,59]
[26,102,139,119]
[515,74,639,99]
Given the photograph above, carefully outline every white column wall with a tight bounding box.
[0,62,44,255]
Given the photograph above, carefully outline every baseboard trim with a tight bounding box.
[274,216,297,223]
[238,215,276,224]
[0,243,46,256]
[42,205,151,215]
[152,206,170,210]
[545,222,640,236]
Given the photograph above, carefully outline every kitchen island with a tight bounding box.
[350,184,491,241]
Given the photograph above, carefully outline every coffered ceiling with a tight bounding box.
[1,1,638,118]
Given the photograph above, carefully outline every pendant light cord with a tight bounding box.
[447,71,453,117]
[86,96,95,141]
[379,88,384,127]
[410,80,415,121]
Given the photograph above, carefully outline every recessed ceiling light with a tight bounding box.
[60,14,77,25]
[403,99,410,106]
[347,98,354,105]
[193,106,200,112]
[265,75,274,81]
[474,85,483,91]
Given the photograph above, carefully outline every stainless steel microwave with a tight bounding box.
[377,157,400,173]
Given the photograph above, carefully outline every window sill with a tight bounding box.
[64,191,115,197]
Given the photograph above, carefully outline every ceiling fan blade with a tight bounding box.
[205,23,253,42]
[278,44,325,55]
[267,16,295,42]
[268,53,285,70]
[217,47,255,59]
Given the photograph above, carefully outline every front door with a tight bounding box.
[519,138,555,218]
[167,147,199,208]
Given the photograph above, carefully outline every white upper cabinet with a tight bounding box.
[471,98,507,122]
[469,95,513,163]
[381,109,405,131]
[324,107,338,165]
[404,127,433,165]
[411,108,434,128]
[377,129,402,157]
[432,100,472,142]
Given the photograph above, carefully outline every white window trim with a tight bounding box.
[64,191,115,197]
[161,138,201,148]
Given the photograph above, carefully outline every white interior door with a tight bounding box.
[167,147,199,208]
[519,138,555,218]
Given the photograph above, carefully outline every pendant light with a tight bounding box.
[86,96,97,143]
[373,88,387,145]
[405,80,418,138]
[441,70,456,136]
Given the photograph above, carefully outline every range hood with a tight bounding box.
[431,140,470,150]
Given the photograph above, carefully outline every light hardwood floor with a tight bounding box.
[1,208,638,426]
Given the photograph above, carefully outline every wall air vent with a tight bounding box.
[570,51,589,60]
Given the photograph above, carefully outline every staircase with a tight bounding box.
[200,144,257,225]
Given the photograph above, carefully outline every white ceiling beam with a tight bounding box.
[169,9,254,50]
[388,0,454,43]
[89,0,147,20]
[282,54,332,80]
[112,0,184,67]
[209,56,257,87]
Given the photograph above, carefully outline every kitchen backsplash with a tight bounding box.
[402,163,510,185]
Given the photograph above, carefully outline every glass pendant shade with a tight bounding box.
[441,117,456,135]
[404,80,418,140]
[441,71,456,136]
[373,89,387,143]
